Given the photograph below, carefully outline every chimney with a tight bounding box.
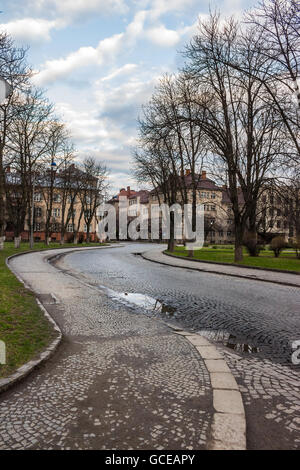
[201,170,207,179]
[185,169,191,176]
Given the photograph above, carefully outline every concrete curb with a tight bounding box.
[142,250,300,289]
[164,250,300,276]
[166,324,246,450]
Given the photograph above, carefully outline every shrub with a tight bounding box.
[243,232,261,256]
[212,245,218,249]
[291,237,300,259]
[270,236,286,258]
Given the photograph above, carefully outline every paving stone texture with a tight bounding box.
[0,246,213,450]
[1,243,299,450]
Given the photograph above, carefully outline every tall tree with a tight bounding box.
[0,32,30,249]
[183,13,285,260]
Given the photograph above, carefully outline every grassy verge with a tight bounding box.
[0,241,107,378]
[167,245,300,272]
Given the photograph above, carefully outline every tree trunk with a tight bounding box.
[0,146,6,250]
[0,236,5,250]
[14,236,21,248]
[60,233,65,245]
[234,226,244,262]
[168,211,175,252]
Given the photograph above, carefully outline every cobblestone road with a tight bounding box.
[0,246,213,450]
[59,243,300,449]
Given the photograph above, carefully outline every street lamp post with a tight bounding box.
[29,171,36,249]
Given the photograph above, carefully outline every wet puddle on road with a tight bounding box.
[99,285,259,355]
[100,285,177,316]
[197,329,260,354]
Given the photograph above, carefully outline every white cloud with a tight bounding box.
[100,64,138,82]
[0,17,63,42]
[27,0,128,19]
[33,33,124,85]
[32,11,147,85]
[149,0,198,20]
[145,25,180,47]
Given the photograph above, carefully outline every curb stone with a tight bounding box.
[0,297,62,394]
[142,249,300,289]
[165,323,247,450]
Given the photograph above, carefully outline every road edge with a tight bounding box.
[166,324,247,450]
[142,249,300,289]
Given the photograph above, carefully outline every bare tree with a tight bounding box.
[79,157,108,243]
[0,32,30,249]
[41,121,71,245]
[4,87,53,247]
[183,13,285,260]
[242,0,300,165]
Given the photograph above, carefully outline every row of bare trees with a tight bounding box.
[134,0,300,261]
[0,32,108,249]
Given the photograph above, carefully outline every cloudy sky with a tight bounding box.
[0,0,255,193]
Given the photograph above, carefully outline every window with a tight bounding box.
[52,223,60,232]
[53,193,61,203]
[210,205,216,211]
[35,207,42,217]
[84,224,87,233]
[227,231,232,236]
[277,220,281,228]
[219,231,224,237]
[277,209,281,216]
[34,192,42,202]
[210,218,215,224]
[52,208,61,217]
[67,223,74,232]
[211,193,216,199]
[129,199,136,205]
[201,191,209,198]
[34,223,41,232]
[204,204,210,211]
[269,209,274,217]
[262,196,266,203]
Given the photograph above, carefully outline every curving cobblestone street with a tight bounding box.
[59,243,300,449]
[0,245,212,450]
[0,243,299,450]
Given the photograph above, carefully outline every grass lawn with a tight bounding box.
[167,245,300,272]
[0,241,107,378]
